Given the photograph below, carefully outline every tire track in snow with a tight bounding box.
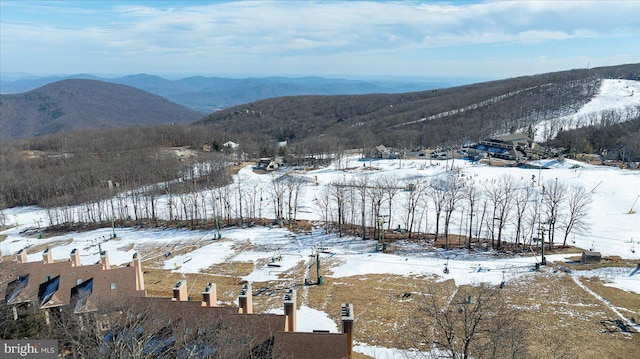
[570,274,640,332]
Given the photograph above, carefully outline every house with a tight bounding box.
[103,284,355,359]
[469,133,543,161]
[223,141,239,149]
[581,250,602,264]
[255,157,283,171]
[2,248,146,313]
[371,145,394,159]
[2,248,356,359]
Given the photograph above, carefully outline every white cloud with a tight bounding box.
[1,1,638,77]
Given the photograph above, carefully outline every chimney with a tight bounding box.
[341,303,354,359]
[42,248,53,264]
[132,253,145,291]
[70,248,81,267]
[201,283,217,307]
[283,289,297,332]
[100,251,110,270]
[238,283,253,314]
[172,280,188,301]
[17,248,28,263]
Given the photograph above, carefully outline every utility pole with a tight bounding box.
[540,224,546,265]
[316,249,322,285]
[111,216,117,238]
[34,218,43,239]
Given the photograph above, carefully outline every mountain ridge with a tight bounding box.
[0,79,203,141]
[196,64,640,150]
[0,74,455,112]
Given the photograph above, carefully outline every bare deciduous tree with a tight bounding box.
[427,176,448,242]
[512,186,532,247]
[411,283,529,359]
[442,174,465,249]
[402,179,425,240]
[561,184,592,246]
[463,182,481,249]
[542,178,566,249]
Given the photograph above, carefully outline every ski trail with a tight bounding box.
[570,274,640,331]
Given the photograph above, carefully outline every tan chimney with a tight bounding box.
[284,289,297,332]
[201,283,217,307]
[17,248,28,263]
[70,248,81,267]
[132,253,145,291]
[42,248,53,264]
[342,303,354,359]
[100,251,110,270]
[172,280,188,301]
[238,283,253,314]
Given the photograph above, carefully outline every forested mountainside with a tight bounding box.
[0,125,236,210]
[1,64,639,210]
[197,64,640,151]
[0,79,204,140]
[1,74,446,113]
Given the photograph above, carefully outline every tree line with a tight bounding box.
[313,169,591,250]
[0,125,279,211]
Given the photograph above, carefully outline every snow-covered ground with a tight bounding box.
[535,79,640,141]
[1,78,639,357]
[2,157,638,349]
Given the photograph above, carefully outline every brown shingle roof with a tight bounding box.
[273,331,348,359]
[1,254,144,310]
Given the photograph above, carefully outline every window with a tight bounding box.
[110,282,116,290]
[100,320,110,331]
[77,278,83,285]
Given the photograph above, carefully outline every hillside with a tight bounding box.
[1,74,449,113]
[0,79,204,140]
[2,155,639,358]
[197,64,640,150]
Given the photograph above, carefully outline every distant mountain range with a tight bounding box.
[2,64,638,144]
[0,74,453,112]
[197,64,640,149]
[0,79,203,141]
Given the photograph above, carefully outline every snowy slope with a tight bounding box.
[535,79,640,141]
[2,156,639,359]
[2,157,638,279]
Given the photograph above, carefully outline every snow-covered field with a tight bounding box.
[1,79,639,357]
[2,157,639,349]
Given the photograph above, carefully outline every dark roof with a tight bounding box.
[273,331,348,359]
[582,250,602,256]
[1,255,144,309]
[495,133,532,143]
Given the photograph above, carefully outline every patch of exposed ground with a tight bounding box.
[127,238,639,358]
[29,238,74,255]
[304,273,455,350]
[503,270,639,359]
[579,276,640,324]
[562,255,640,270]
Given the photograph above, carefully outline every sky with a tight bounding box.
[0,1,639,81]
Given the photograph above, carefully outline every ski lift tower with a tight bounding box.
[377,216,387,251]
[306,247,323,285]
